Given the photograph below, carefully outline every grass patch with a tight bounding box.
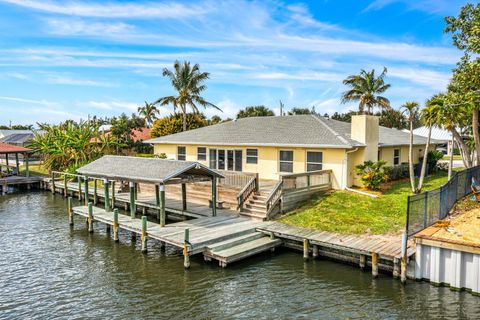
[19,164,49,177]
[278,170,450,235]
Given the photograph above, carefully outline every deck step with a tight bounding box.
[204,235,282,266]
[206,232,265,252]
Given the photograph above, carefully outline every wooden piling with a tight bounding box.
[303,239,309,260]
[159,184,165,227]
[184,228,190,268]
[393,257,400,278]
[141,216,148,253]
[359,255,366,270]
[87,202,93,233]
[77,177,82,201]
[371,252,379,278]
[113,208,119,242]
[103,179,110,212]
[312,244,319,259]
[400,256,407,284]
[111,181,115,208]
[211,177,217,217]
[51,172,55,194]
[68,196,73,226]
[84,176,89,206]
[181,183,187,211]
[63,174,68,197]
[129,181,135,219]
[93,179,98,205]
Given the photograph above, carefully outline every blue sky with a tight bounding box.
[0,0,470,125]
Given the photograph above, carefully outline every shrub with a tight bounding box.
[355,160,388,190]
[384,163,409,180]
[427,150,444,173]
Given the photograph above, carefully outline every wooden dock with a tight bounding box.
[1,176,42,194]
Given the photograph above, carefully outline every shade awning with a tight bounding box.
[0,142,33,154]
[76,155,224,184]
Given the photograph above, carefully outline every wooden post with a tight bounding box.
[111,181,115,208]
[84,176,89,206]
[160,184,165,227]
[88,202,94,233]
[77,176,82,201]
[113,208,119,242]
[104,179,110,212]
[51,172,55,193]
[5,154,9,174]
[181,183,187,211]
[312,244,319,259]
[155,184,160,222]
[129,181,135,218]
[15,153,19,175]
[68,196,73,226]
[400,256,407,284]
[359,255,366,270]
[93,179,98,205]
[393,257,400,278]
[141,216,148,253]
[211,177,217,217]
[183,228,190,268]
[62,174,67,197]
[371,252,379,278]
[24,153,29,178]
[134,182,138,200]
[303,239,309,260]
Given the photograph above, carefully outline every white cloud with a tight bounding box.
[1,0,208,18]
[45,74,114,87]
[252,71,344,82]
[389,67,451,91]
[46,18,134,36]
[86,100,139,112]
[363,0,464,15]
[208,99,238,119]
[0,96,61,108]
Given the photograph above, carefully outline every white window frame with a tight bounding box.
[197,147,207,161]
[306,151,323,172]
[246,148,258,164]
[177,146,186,161]
[279,150,294,173]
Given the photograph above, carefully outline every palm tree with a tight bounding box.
[401,101,420,193]
[417,99,441,192]
[236,106,275,118]
[154,61,220,132]
[137,101,159,128]
[341,67,391,114]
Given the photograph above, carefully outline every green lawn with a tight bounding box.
[278,171,450,235]
[20,164,49,177]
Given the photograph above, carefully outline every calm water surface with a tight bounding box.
[0,192,479,319]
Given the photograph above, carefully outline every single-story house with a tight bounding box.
[405,126,458,155]
[145,115,441,189]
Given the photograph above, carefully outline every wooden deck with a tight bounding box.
[1,175,42,194]
[257,222,415,261]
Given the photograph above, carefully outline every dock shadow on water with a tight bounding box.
[0,192,479,319]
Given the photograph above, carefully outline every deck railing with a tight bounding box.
[266,180,283,216]
[218,170,258,188]
[281,169,332,192]
[237,175,258,210]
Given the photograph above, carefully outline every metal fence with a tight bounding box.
[406,165,480,237]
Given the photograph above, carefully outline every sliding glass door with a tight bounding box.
[209,149,242,172]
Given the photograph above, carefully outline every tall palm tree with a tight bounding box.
[401,101,420,193]
[137,101,159,128]
[341,67,391,114]
[417,99,441,192]
[154,61,221,131]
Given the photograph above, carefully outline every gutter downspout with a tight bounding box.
[342,147,358,189]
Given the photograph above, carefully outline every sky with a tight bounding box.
[0,0,471,125]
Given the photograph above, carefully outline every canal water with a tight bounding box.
[1,192,479,319]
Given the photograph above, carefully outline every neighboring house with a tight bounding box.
[146,115,440,189]
[0,132,35,147]
[406,126,455,155]
[91,128,151,143]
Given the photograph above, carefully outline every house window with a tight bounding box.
[177,146,186,161]
[246,149,258,164]
[209,149,217,169]
[279,150,294,173]
[393,149,400,165]
[197,147,206,161]
[306,151,323,171]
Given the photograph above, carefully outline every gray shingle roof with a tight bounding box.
[145,115,440,148]
[0,133,34,144]
[77,155,223,184]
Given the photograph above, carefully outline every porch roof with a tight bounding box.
[0,142,33,154]
[76,155,224,184]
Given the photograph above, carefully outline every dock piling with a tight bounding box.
[51,172,55,194]
[113,208,119,242]
[159,184,165,227]
[141,216,148,253]
[393,257,400,278]
[84,176,89,205]
[359,255,366,270]
[88,202,94,233]
[68,196,73,226]
[104,179,110,212]
[129,181,135,219]
[63,175,68,197]
[111,181,115,208]
[312,244,319,259]
[93,179,97,205]
[371,252,379,278]
[77,177,82,201]
[184,228,190,269]
[303,239,309,260]
[400,256,407,284]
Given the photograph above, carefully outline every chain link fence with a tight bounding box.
[406,166,480,237]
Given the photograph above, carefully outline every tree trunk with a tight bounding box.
[408,121,416,193]
[417,125,432,192]
[182,106,187,132]
[448,134,454,180]
[473,109,480,166]
[451,128,472,168]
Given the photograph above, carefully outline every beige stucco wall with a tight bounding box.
[351,115,379,162]
[379,145,435,166]
[153,143,346,189]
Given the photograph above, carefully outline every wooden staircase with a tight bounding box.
[239,192,269,220]
[203,230,282,267]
